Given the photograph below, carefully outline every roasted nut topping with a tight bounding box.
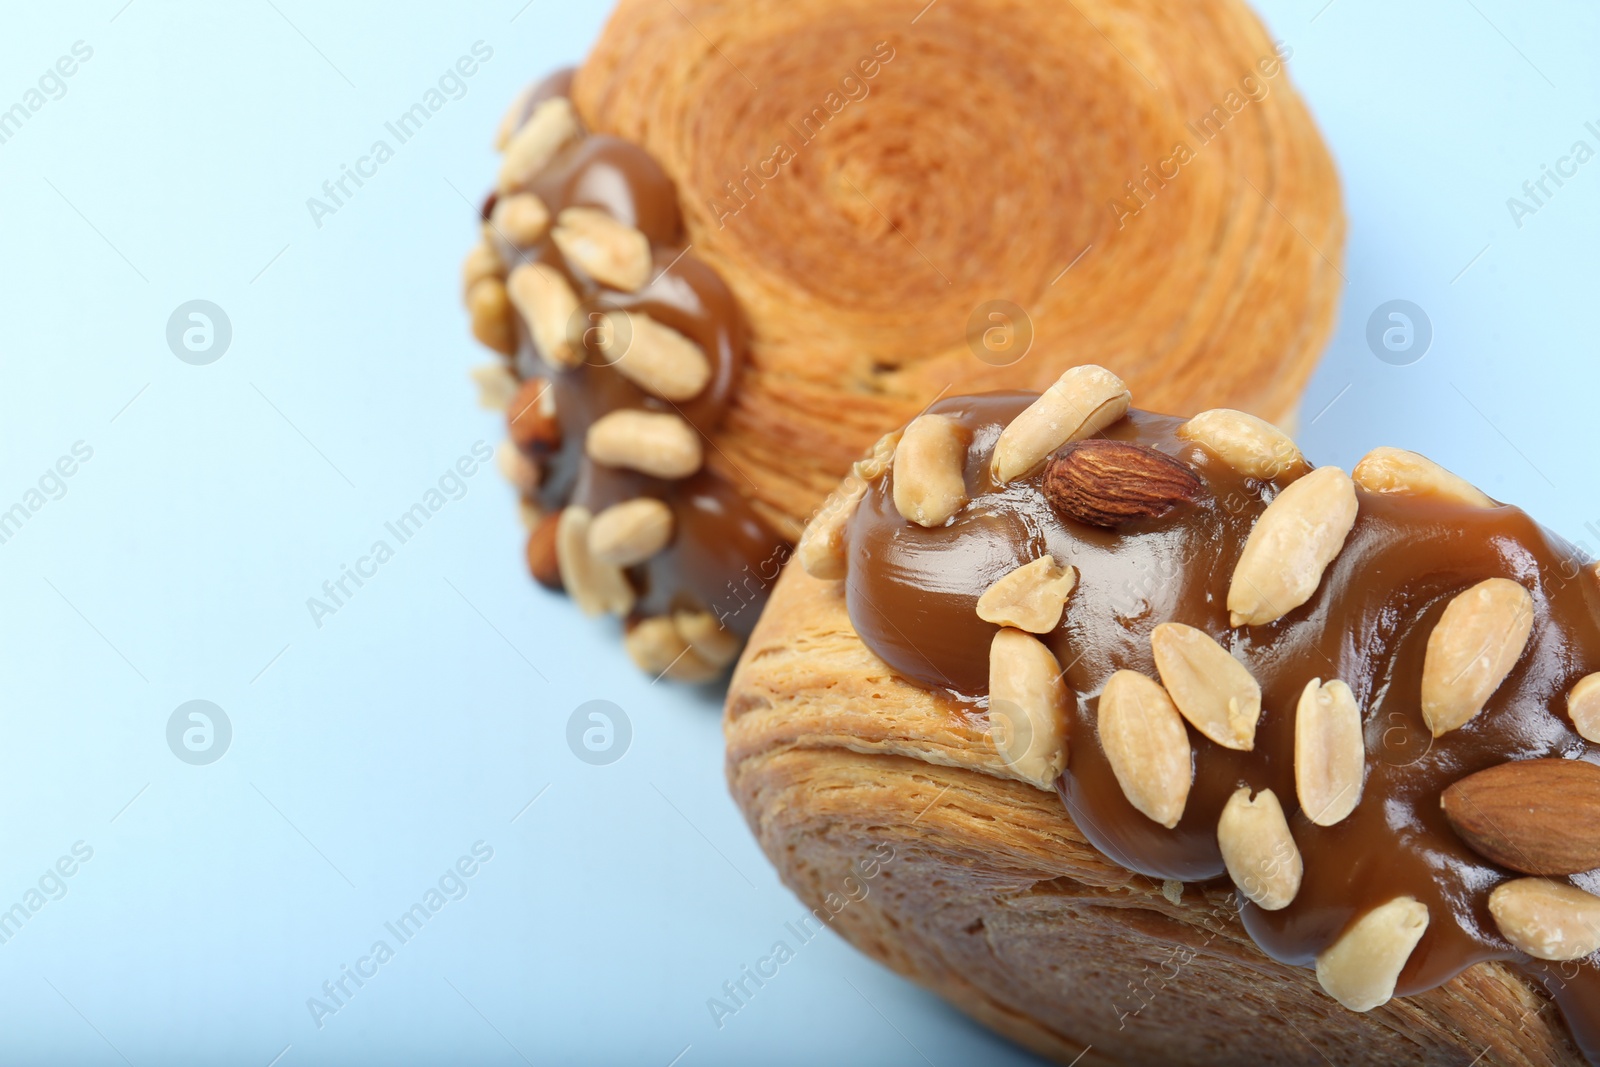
[1295,678,1364,826]
[975,556,1076,633]
[1227,465,1357,627]
[1043,439,1201,528]
[1489,879,1600,961]
[1420,578,1533,736]
[551,207,653,292]
[498,97,579,192]
[1315,898,1429,1012]
[588,498,675,567]
[1097,670,1191,829]
[991,365,1130,484]
[1353,446,1494,508]
[1178,408,1307,480]
[892,413,970,527]
[1441,758,1600,875]
[585,411,703,479]
[506,263,581,368]
[507,378,560,455]
[1150,623,1261,751]
[989,628,1069,789]
[1217,787,1302,911]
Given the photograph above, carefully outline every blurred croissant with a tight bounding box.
[572,0,1343,535]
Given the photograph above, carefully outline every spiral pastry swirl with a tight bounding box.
[464,0,1343,678]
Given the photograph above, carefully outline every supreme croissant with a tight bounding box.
[461,0,1344,679]
[727,365,1600,1065]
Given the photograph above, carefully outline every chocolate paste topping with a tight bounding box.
[841,390,1600,1060]
[487,70,787,639]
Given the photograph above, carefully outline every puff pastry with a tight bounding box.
[464,0,1343,676]
[727,367,1600,1064]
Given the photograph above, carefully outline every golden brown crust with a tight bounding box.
[726,565,1584,1065]
[575,0,1344,532]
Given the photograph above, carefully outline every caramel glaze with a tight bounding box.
[486,70,787,639]
[842,390,1600,1060]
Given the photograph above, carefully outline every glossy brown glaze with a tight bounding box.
[488,71,786,639]
[841,390,1600,1060]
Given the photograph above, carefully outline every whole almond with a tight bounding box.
[1315,897,1429,1012]
[526,510,563,591]
[507,377,560,455]
[1352,447,1494,508]
[1228,465,1358,627]
[988,628,1069,789]
[1043,440,1201,528]
[1178,409,1307,480]
[1097,670,1192,828]
[1150,623,1262,751]
[1295,678,1365,826]
[991,365,1130,484]
[1420,577,1534,736]
[976,556,1077,633]
[1217,787,1302,911]
[1441,758,1600,875]
[1489,878,1600,961]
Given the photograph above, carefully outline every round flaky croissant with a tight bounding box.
[726,576,1582,1064]
[573,0,1344,529]
[464,0,1342,678]
[726,372,1600,1065]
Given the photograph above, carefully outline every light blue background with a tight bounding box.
[0,1,1596,1064]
